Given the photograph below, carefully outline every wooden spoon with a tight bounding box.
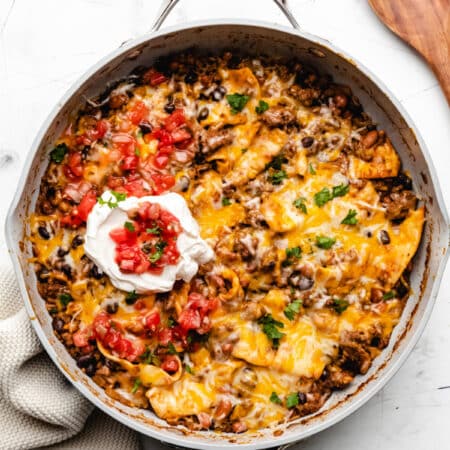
[368,0,450,104]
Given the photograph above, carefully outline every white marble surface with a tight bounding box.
[0,1,449,449]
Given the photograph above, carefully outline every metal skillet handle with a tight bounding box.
[151,0,300,31]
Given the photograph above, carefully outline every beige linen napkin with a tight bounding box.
[0,263,140,450]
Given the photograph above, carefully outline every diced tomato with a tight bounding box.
[112,133,137,155]
[64,151,83,180]
[109,228,133,244]
[145,311,161,332]
[164,109,186,132]
[138,201,161,221]
[122,179,152,197]
[161,355,180,374]
[154,153,169,169]
[73,326,93,347]
[122,155,139,171]
[178,308,201,331]
[143,68,167,86]
[128,101,149,125]
[170,127,191,143]
[158,328,174,346]
[77,190,97,222]
[93,312,111,339]
[94,119,109,139]
[151,173,175,195]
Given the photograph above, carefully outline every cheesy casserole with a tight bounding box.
[30,53,424,433]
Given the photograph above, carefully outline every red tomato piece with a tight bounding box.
[164,109,186,132]
[145,311,161,332]
[112,133,136,156]
[178,308,202,331]
[143,69,167,86]
[122,155,139,171]
[151,173,175,195]
[128,101,149,125]
[161,355,180,374]
[154,153,169,169]
[171,127,191,143]
[76,190,97,222]
[73,326,93,347]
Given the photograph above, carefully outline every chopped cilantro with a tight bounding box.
[258,314,285,348]
[134,148,141,156]
[167,316,177,327]
[98,190,127,209]
[286,246,302,259]
[286,393,299,409]
[149,241,167,263]
[141,346,160,366]
[50,143,68,163]
[255,100,269,114]
[333,298,349,314]
[167,342,178,355]
[269,169,287,185]
[124,221,135,232]
[270,392,282,404]
[222,197,232,206]
[332,183,350,198]
[146,225,161,235]
[226,93,250,114]
[314,184,349,207]
[315,235,336,249]
[341,209,358,225]
[185,364,194,375]
[131,378,141,394]
[284,299,302,321]
[382,290,396,300]
[314,187,332,207]
[293,197,307,214]
[59,293,72,307]
[308,163,316,175]
[125,290,139,305]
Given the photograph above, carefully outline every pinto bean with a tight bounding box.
[370,287,384,303]
[333,94,348,109]
[109,93,128,109]
[231,421,248,433]
[214,399,233,421]
[362,130,379,149]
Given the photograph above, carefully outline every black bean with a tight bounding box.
[379,230,391,245]
[298,392,307,404]
[301,136,314,148]
[61,264,72,279]
[106,302,118,314]
[37,267,50,283]
[184,71,198,84]
[85,363,97,377]
[38,226,50,240]
[57,247,69,257]
[212,88,225,101]
[47,186,56,198]
[197,107,209,121]
[71,235,84,248]
[89,264,104,279]
[138,120,153,135]
[76,354,96,369]
[52,317,65,333]
[164,103,175,113]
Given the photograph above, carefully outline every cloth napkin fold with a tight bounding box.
[0,263,140,450]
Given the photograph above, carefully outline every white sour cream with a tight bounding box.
[84,191,214,293]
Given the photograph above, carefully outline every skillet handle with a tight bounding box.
[151,0,300,31]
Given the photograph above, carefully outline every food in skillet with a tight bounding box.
[30,53,424,433]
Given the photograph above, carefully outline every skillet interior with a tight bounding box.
[5,22,449,449]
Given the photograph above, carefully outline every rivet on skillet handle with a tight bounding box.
[151,0,301,31]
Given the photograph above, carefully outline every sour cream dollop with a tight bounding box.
[84,191,214,293]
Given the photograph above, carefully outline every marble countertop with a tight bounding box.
[0,1,449,449]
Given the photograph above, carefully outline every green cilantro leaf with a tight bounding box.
[286,246,302,259]
[293,197,307,214]
[167,316,177,327]
[270,392,282,404]
[333,298,349,314]
[141,346,160,366]
[185,364,194,375]
[255,100,269,114]
[146,225,161,235]
[341,209,358,225]
[167,342,178,355]
[269,169,287,185]
[222,197,232,206]
[284,299,302,321]
[286,393,299,409]
[59,293,73,307]
[134,148,141,156]
[258,314,286,348]
[315,235,336,249]
[382,290,396,300]
[125,290,139,305]
[149,241,167,263]
[50,143,68,163]
[266,154,288,171]
[131,378,141,394]
[314,187,332,207]
[308,163,316,175]
[226,93,250,114]
[124,221,135,232]
[98,191,127,209]
[332,183,350,198]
